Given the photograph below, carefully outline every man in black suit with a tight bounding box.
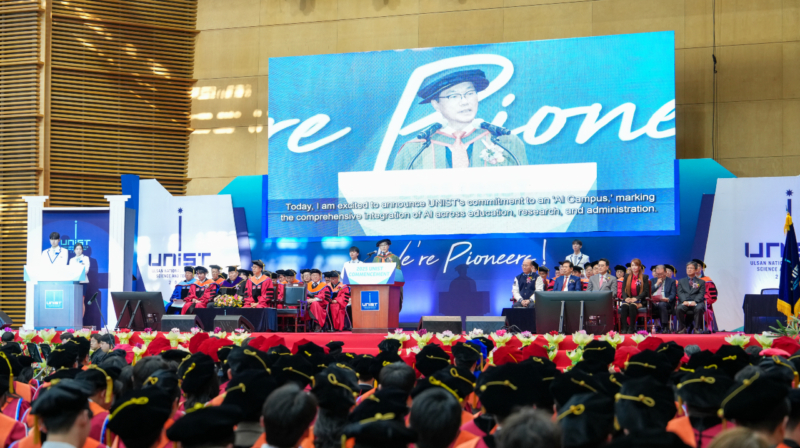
[650,265,677,333]
[676,261,706,333]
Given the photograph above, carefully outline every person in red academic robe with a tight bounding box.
[181,266,217,314]
[614,264,626,300]
[74,366,116,444]
[325,271,350,331]
[305,269,329,331]
[538,266,553,291]
[209,265,225,288]
[243,260,273,308]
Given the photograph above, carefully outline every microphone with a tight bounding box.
[406,123,443,170]
[366,251,377,257]
[416,123,443,141]
[479,121,511,136]
[87,292,98,305]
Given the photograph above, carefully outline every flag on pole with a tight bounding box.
[778,213,800,317]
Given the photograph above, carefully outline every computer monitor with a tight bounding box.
[111,291,165,330]
[535,291,615,334]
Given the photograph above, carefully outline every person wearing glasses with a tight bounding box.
[392,68,527,170]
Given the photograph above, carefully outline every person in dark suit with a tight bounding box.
[553,261,582,291]
[619,258,649,334]
[650,265,677,333]
[676,261,707,333]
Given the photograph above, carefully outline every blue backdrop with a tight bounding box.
[219,159,734,324]
[42,210,109,328]
[268,31,676,238]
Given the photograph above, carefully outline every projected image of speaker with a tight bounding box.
[213,315,254,332]
[161,315,204,332]
[418,316,461,334]
[466,316,506,333]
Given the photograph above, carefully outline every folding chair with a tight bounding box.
[276,287,307,332]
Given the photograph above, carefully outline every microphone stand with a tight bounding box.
[89,293,108,331]
[489,135,521,166]
[406,138,434,170]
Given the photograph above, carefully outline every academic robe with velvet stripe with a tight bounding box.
[306,282,330,328]
[327,282,351,331]
[181,279,217,314]
[244,275,273,308]
[392,128,528,170]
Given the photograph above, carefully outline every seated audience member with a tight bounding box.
[497,408,561,448]
[537,266,553,291]
[325,271,350,331]
[167,405,242,448]
[614,264,626,299]
[222,370,278,448]
[181,266,217,314]
[650,265,677,333]
[706,428,770,448]
[668,367,734,447]
[511,259,543,309]
[721,370,790,447]
[30,381,94,448]
[619,258,649,334]
[553,261,582,292]
[378,362,416,396]
[167,266,196,314]
[784,389,800,448]
[310,365,359,448]
[243,261,272,309]
[676,261,707,334]
[261,384,318,448]
[557,393,613,448]
[587,259,615,293]
[410,389,463,448]
[305,269,330,331]
[107,387,173,448]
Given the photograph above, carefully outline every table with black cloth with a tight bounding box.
[195,307,277,332]
[502,307,536,333]
[743,294,785,334]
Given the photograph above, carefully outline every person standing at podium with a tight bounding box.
[372,239,404,311]
[68,242,91,316]
[181,266,217,314]
[512,259,543,308]
[41,231,68,267]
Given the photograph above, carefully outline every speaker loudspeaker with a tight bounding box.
[418,316,462,334]
[161,315,204,332]
[465,316,506,333]
[213,315,255,332]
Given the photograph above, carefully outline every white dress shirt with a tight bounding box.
[565,252,589,269]
[41,247,68,267]
[68,255,91,283]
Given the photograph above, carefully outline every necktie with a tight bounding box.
[599,276,604,288]
[451,131,470,168]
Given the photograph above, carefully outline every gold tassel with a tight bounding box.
[786,212,793,235]
[33,416,40,446]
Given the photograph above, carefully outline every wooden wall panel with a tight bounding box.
[0,1,42,324]
[49,0,196,206]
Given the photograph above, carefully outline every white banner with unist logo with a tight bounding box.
[136,180,241,304]
[704,176,800,331]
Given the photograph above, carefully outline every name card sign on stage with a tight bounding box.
[342,264,398,285]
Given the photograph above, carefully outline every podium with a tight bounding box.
[344,264,404,333]
[24,265,86,330]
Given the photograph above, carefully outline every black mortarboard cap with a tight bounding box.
[326,341,345,356]
[107,388,173,446]
[474,337,494,352]
[209,265,221,270]
[167,405,243,447]
[594,372,627,396]
[308,352,336,374]
[605,430,691,448]
[375,239,392,247]
[410,366,476,403]
[656,341,685,371]
[273,354,316,388]
[685,350,715,370]
[74,365,120,404]
[194,266,208,274]
[557,393,615,448]
[251,260,265,269]
[227,345,270,373]
[31,379,91,418]
[614,265,626,272]
[352,354,375,380]
[721,370,789,422]
[265,344,291,367]
[370,351,402,380]
[184,266,195,273]
[676,367,734,410]
[712,345,750,378]
[582,340,615,366]
[161,349,191,365]
[177,353,216,394]
[377,339,401,354]
[451,342,482,366]
[415,344,451,377]
[310,269,322,275]
[758,355,798,388]
[43,368,81,383]
[342,419,417,448]
[550,369,604,409]
[297,341,326,358]
[222,370,278,421]
[141,369,181,401]
[623,350,673,384]
[572,359,609,375]
[477,363,537,418]
[614,376,676,433]
[47,343,79,369]
[311,364,359,414]
[349,387,409,422]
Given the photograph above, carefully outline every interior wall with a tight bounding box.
[188,0,800,195]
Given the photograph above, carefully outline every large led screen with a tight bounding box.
[268,31,676,238]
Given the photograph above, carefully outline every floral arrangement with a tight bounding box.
[411,329,434,348]
[139,328,157,346]
[753,332,777,350]
[132,346,146,364]
[630,331,650,345]
[385,328,411,343]
[115,329,133,345]
[75,329,92,339]
[479,139,505,165]
[599,331,624,348]
[208,328,228,339]
[231,329,250,346]
[19,328,36,343]
[566,348,583,365]
[724,333,751,348]
[436,330,460,346]
[165,328,185,348]
[405,346,421,355]
[213,295,243,308]
[98,328,109,335]
[190,327,202,335]
[770,315,800,337]
[38,329,57,345]
[466,328,485,340]
[515,331,537,347]
[543,331,565,361]
[490,330,513,347]
[571,330,594,348]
